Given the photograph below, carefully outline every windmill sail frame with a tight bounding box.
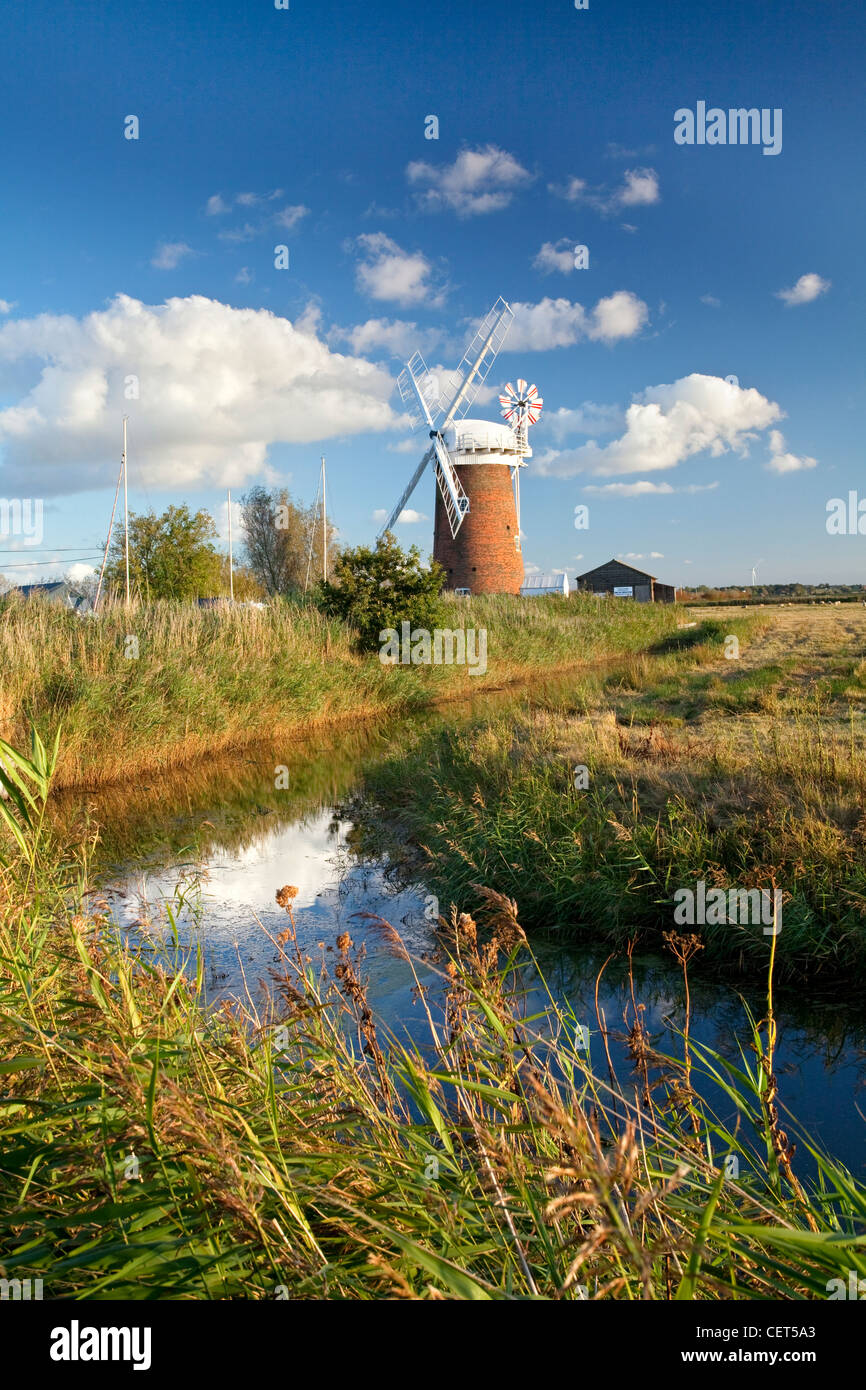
[436,297,514,426]
[379,297,514,541]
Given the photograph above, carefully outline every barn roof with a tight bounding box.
[17,581,67,597]
[12,581,93,613]
[575,557,658,583]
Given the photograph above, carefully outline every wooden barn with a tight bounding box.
[575,558,676,604]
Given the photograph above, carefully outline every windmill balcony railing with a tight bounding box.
[451,431,523,456]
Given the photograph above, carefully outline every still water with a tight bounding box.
[55,678,866,1175]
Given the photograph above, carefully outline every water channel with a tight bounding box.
[53,675,866,1175]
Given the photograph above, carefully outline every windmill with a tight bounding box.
[379,298,543,595]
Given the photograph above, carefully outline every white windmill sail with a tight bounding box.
[396,353,441,431]
[437,297,514,425]
[430,432,468,537]
[380,298,514,540]
[380,443,436,536]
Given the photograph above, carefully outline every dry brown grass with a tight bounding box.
[0,591,680,789]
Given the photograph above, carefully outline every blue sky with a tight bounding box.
[0,0,863,587]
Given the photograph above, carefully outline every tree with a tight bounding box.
[317,532,446,651]
[104,505,222,601]
[240,485,338,596]
[218,555,266,602]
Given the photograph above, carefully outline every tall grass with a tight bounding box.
[1,724,864,1300]
[350,618,866,979]
[0,591,682,788]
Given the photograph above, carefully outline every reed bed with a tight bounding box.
[351,616,866,980]
[1,725,863,1300]
[0,591,681,788]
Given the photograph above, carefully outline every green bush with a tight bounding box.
[317,531,446,652]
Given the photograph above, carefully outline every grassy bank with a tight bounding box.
[1,734,864,1300]
[0,591,680,789]
[350,611,866,981]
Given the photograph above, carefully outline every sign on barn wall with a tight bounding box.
[613,586,633,597]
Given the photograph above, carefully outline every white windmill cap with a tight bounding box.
[443,418,520,453]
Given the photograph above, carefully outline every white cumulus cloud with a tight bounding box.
[206,189,284,214]
[218,223,259,244]
[407,145,532,217]
[547,403,624,439]
[583,479,719,496]
[273,205,309,231]
[507,292,649,351]
[236,189,283,207]
[353,233,444,307]
[765,428,817,473]
[617,168,660,207]
[371,507,427,524]
[585,481,675,497]
[0,294,401,494]
[591,290,649,341]
[215,495,244,541]
[775,273,831,306]
[209,192,307,242]
[332,316,445,359]
[534,374,783,478]
[533,240,577,274]
[549,168,660,214]
[548,176,587,202]
[151,242,195,270]
[65,561,96,582]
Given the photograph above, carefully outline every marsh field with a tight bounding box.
[1,597,865,1301]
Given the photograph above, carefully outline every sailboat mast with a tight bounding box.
[227,488,234,601]
[122,415,130,606]
[94,452,124,614]
[321,456,327,583]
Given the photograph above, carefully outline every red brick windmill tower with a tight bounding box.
[378,299,542,595]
